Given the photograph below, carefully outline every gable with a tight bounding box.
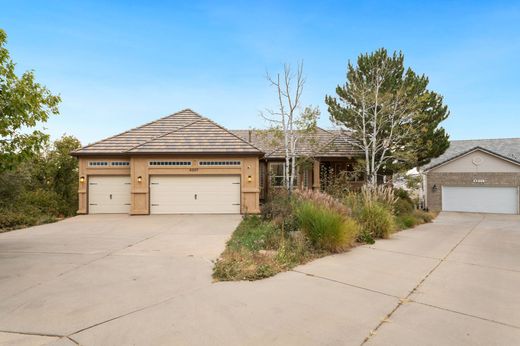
[431,149,520,173]
[73,109,262,155]
[129,118,261,154]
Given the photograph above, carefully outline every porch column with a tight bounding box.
[312,159,320,191]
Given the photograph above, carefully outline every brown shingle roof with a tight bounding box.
[72,109,262,155]
[231,128,361,159]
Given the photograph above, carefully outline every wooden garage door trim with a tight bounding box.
[149,175,241,214]
[88,175,131,214]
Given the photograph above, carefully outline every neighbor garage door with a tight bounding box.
[88,176,131,214]
[150,175,240,214]
[442,186,518,214]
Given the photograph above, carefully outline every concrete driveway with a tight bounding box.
[0,213,519,345]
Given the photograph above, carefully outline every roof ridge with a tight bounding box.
[125,118,203,152]
[198,116,263,152]
[72,109,202,153]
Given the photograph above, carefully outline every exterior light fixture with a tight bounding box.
[247,175,252,183]
[137,176,142,183]
[432,184,438,192]
[79,176,85,183]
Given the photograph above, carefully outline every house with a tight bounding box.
[72,109,362,215]
[422,138,520,214]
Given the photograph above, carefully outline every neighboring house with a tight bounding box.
[72,109,362,215]
[422,138,520,214]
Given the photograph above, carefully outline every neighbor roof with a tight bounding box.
[72,109,263,156]
[231,128,361,159]
[422,138,520,171]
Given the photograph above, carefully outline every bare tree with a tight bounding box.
[261,62,319,193]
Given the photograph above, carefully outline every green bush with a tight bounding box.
[296,201,359,252]
[394,198,414,216]
[356,202,396,243]
[0,210,36,230]
[394,188,412,202]
[0,207,59,231]
[395,214,418,229]
[21,189,61,215]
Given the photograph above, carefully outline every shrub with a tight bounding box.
[413,210,435,223]
[21,189,61,215]
[394,198,414,216]
[320,168,358,199]
[294,189,350,216]
[261,189,298,232]
[394,188,412,202]
[296,201,359,252]
[0,210,36,230]
[395,214,418,229]
[356,202,396,243]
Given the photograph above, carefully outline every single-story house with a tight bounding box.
[72,109,362,215]
[423,138,520,214]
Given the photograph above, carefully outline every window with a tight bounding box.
[199,161,241,166]
[111,161,129,166]
[269,162,285,187]
[88,161,109,167]
[302,168,311,189]
[149,161,192,166]
[269,162,299,187]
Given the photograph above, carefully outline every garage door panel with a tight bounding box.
[442,186,518,214]
[89,176,131,214]
[150,176,240,214]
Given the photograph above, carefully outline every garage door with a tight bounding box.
[442,186,518,214]
[88,176,131,214]
[150,175,241,214]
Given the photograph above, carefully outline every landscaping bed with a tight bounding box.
[213,187,435,281]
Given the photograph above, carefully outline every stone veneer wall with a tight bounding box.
[426,172,520,212]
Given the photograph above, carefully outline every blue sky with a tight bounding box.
[2,0,519,145]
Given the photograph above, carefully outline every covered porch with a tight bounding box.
[259,157,364,200]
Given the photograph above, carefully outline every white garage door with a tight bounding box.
[150,175,241,214]
[89,176,131,214]
[442,186,518,214]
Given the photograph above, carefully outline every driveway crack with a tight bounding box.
[291,270,400,299]
[360,214,486,345]
[67,286,207,338]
